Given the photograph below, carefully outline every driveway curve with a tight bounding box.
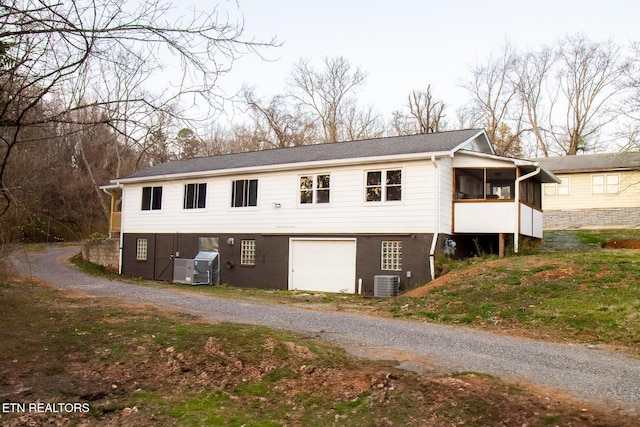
[9,245,640,413]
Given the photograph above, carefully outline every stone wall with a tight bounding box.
[544,207,640,230]
[82,238,120,270]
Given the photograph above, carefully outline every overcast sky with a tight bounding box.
[188,0,640,122]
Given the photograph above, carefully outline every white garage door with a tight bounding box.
[289,239,357,293]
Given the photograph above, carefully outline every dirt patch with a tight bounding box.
[404,258,576,298]
[603,239,640,249]
[403,259,503,298]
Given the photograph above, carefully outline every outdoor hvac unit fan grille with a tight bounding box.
[373,275,400,297]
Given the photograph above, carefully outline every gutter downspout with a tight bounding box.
[110,182,124,274]
[429,156,439,280]
[514,167,541,254]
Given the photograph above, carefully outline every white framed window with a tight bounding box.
[241,240,256,265]
[381,241,402,271]
[183,183,207,209]
[592,174,619,195]
[544,176,570,197]
[366,169,402,202]
[136,239,148,261]
[141,186,162,210]
[231,179,258,207]
[299,174,331,204]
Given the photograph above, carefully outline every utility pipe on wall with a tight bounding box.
[429,156,439,280]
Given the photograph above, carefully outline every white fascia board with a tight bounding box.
[451,129,494,155]
[454,150,516,162]
[99,183,121,191]
[111,151,453,185]
[455,150,561,183]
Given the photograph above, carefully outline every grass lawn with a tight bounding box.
[2,266,639,426]
[73,230,640,354]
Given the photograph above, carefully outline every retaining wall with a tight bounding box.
[544,207,640,230]
[82,238,120,270]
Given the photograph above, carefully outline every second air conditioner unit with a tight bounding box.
[373,275,400,297]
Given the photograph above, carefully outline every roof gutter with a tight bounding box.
[514,166,541,253]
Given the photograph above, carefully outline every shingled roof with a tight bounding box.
[533,152,640,173]
[117,129,490,182]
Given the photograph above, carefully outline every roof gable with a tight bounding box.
[117,129,490,182]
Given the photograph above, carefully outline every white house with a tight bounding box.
[102,129,558,294]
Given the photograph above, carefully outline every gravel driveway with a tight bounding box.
[9,245,640,413]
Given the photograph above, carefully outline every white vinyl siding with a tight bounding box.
[120,160,440,235]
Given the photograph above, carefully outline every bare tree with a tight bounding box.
[392,85,446,135]
[289,56,369,143]
[0,0,277,222]
[342,100,386,141]
[617,41,640,152]
[461,42,524,156]
[554,35,627,154]
[243,88,317,149]
[513,47,557,157]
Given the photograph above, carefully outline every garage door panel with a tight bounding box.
[289,239,356,293]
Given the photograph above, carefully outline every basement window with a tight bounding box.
[381,241,402,271]
[241,240,256,265]
[136,239,148,261]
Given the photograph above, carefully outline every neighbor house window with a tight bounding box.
[231,179,258,207]
[136,239,148,261]
[241,240,256,265]
[454,168,515,200]
[544,176,570,197]
[381,241,402,271]
[592,174,619,195]
[141,186,163,210]
[184,183,207,209]
[366,170,402,202]
[300,174,331,204]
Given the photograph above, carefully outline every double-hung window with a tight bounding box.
[184,183,207,209]
[141,186,163,210]
[299,174,330,204]
[366,169,402,202]
[592,174,619,195]
[544,176,570,197]
[231,179,258,207]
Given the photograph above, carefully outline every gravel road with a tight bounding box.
[9,245,640,413]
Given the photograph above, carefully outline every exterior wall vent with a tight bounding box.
[373,275,400,297]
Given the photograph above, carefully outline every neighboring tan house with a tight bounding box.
[534,153,640,230]
[102,129,558,294]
